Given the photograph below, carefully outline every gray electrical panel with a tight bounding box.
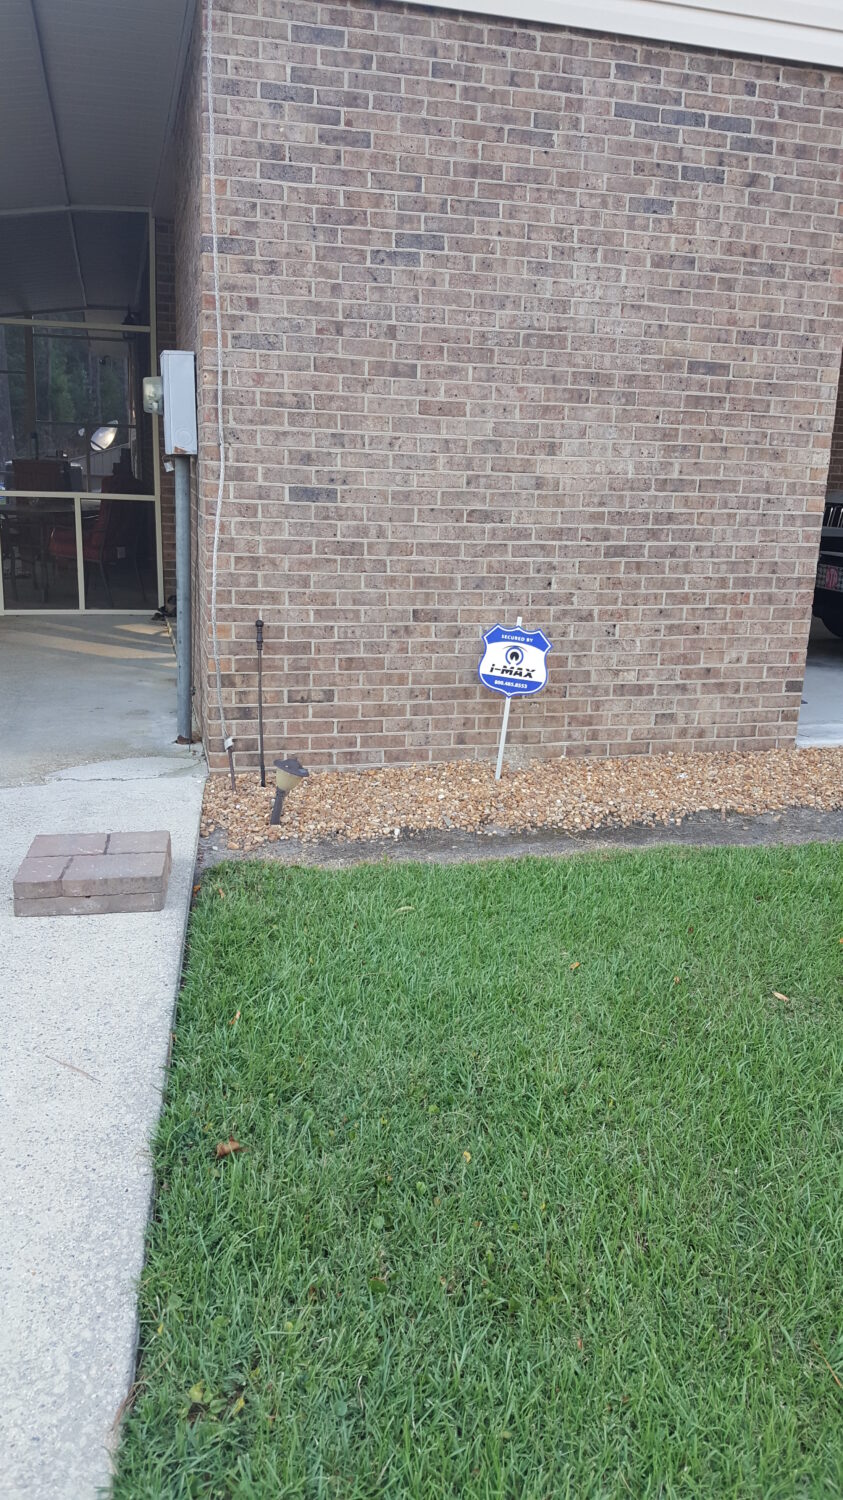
[160,350,198,456]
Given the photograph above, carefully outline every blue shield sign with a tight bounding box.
[478,624,552,699]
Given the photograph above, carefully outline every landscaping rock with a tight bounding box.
[201,747,843,850]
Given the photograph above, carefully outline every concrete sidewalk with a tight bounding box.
[0,616,206,1499]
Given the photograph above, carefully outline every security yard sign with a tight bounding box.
[478,623,552,698]
[478,617,552,780]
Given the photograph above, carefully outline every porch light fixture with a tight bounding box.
[90,421,119,453]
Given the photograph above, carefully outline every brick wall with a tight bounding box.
[189,0,843,772]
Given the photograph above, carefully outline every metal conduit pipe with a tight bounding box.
[174,453,192,743]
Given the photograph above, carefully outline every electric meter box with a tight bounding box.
[160,350,197,456]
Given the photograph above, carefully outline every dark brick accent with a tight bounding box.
[707,113,753,133]
[661,108,706,127]
[688,360,733,376]
[681,165,726,183]
[288,486,339,503]
[629,196,675,215]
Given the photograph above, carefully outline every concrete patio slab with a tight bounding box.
[0,614,206,1500]
[797,618,843,747]
[0,615,182,785]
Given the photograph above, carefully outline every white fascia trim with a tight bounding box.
[397,0,843,69]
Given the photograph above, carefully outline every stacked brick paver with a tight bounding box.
[13,832,172,917]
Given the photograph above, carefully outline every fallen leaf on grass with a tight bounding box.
[215,1137,244,1158]
[229,1011,241,1025]
[772,991,791,1004]
[813,1340,843,1391]
[570,961,580,971]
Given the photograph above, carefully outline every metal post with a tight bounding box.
[174,454,192,743]
[494,698,512,782]
[493,614,522,782]
[256,617,266,786]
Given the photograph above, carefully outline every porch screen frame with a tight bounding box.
[0,210,163,614]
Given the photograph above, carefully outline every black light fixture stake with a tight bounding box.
[255,617,266,787]
[270,756,309,825]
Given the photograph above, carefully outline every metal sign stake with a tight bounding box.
[494,698,512,782]
[479,615,551,781]
[494,615,521,781]
[255,618,266,787]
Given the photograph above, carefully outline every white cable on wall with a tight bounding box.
[205,0,234,770]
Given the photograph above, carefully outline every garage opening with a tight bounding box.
[0,209,161,614]
[798,354,843,746]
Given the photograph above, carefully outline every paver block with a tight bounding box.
[28,833,108,858]
[62,850,170,897]
[13,856,69,899]
[14,891,167,918]
[13,830,172,917]
[107,830,171,856]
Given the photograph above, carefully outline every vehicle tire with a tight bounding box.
[814,589,843,639]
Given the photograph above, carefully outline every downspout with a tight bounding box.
[174,453,192,742]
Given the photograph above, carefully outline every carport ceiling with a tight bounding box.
[0,210,150,319]
[0,0,195,214]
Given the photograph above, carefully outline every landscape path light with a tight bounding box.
[270,757,309,825]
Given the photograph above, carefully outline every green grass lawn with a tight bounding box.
[114,845,843,1499]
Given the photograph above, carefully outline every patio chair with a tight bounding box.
[5,460,75,600]
[0,512,18,600]
[49,500,149,607]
